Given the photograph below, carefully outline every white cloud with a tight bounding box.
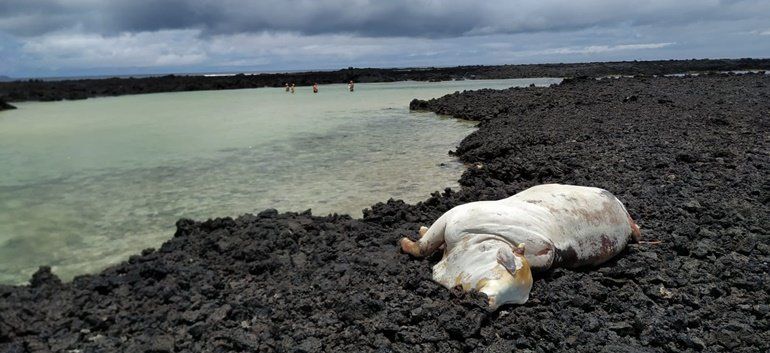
[2,0,770,39]
[7,27,505,75]
[17,30,438,72]
[0,5,770,77]
[21,30,209,69]
[534,42,676,55]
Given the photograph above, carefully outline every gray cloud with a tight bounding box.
[0,0,73,36]
[1,0,769,38]
[1,1,769,77]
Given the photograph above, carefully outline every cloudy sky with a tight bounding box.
[0,0,769,78]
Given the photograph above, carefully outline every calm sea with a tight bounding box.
[0,78,560,284]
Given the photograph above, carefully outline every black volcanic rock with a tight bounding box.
[409,98,430,110]
[29,266,62,288]
[0,72,768,352]
[0,98,15,110]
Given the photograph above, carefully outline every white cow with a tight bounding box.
[400,184,641,309]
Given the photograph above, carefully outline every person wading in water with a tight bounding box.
[348,80,355,92]
[285,83,290,92]
[290,83,295,94]
[312,83,319,93]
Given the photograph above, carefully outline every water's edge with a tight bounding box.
[0,78,559,284]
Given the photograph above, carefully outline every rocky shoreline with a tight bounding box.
[1,58,769,103]
[0,99,16,111]
[1,72,768,352]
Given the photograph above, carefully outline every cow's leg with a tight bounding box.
[400,212,451,257]
[628,215,642,243]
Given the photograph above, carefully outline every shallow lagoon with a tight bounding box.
[0,78,560,283]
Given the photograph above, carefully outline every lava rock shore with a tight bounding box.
[0,99,15,111]
[1,58,769,103]
[1,73,768,352]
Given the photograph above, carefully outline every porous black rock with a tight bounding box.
[29,266,61,288]
[0,98,16,110]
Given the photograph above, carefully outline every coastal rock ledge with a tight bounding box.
[0,99,16,110]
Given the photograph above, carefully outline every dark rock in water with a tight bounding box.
[0,99,16,110]
[257,208,279,218]
[1,72,769,352]
[29,266,61,288]
[409,98,430,110]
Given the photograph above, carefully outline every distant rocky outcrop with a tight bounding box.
[409,98,431,111]
[1,58,770,103]
[0,98,16,111]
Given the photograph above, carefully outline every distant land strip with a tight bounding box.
[1,58,768,102]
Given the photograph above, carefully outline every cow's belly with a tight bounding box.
[441,185,634,270]
[511,184,634,267]
[441,201,558,270]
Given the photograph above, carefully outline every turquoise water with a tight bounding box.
[0,78,560,284]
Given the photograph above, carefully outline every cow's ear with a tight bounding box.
[496,245,524,274]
